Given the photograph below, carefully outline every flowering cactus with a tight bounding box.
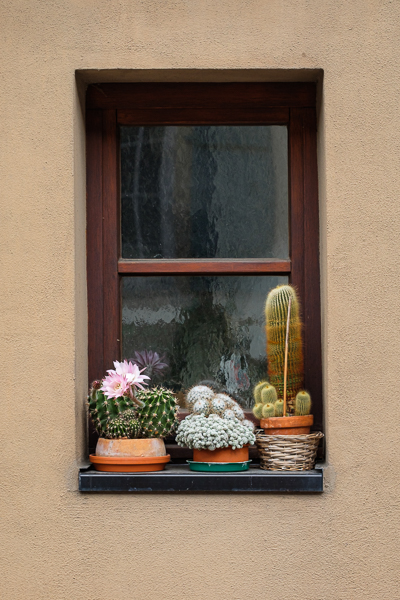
[88,381,138,438]
[88,377,180,439]
[101,360,150,406]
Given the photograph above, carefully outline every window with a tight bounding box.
[86,83,322,455]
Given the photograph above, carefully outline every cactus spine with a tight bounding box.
[295,391,312,416]
[274,399,284,417]
[210,397,227,416]
[192,398,211,416]
[265,285,304,413]
[88,381,138,437]
[231,404,245,421]
[262,403,276,418]
[105,410,141,439]
[137,386,179,438]
[260,384,278,405]
[252,404,264,420]
[253,381,269,404]
[186,385,215,410]
[222,409,236,420]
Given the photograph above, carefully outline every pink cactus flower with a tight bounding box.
[101,372,130,399]
[109,360,150,390]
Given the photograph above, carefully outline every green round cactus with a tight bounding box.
[87,381,138,437]
[274,399,284,417]
[261,402,276,418]
[105,410,141,439]
[295,391,312,416]
[137,386,179,438]
[252,403,264,420]
[260,384,278,405]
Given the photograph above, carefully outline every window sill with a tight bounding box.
[79,464,323,493]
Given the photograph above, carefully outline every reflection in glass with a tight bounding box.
[122,275,288,407]
[121,126,288,259]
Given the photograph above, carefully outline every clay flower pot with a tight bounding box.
[260,415,313,435]
[89,438,170,472]
[193,445,249,463]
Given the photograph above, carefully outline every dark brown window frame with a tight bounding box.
[86,82,322,453]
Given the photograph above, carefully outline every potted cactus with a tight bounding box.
[88,360,179,472]
[176,384,256,471]
[252,285,313,434]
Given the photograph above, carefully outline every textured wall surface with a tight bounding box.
[1,1,399,599]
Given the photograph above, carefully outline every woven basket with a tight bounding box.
[256,431,324,471]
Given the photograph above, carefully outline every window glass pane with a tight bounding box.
[122,275,288,408]
[120,126,288,259]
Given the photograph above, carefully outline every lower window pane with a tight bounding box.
[121,275,288,408]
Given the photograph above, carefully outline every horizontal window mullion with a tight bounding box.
[118,258,291,275]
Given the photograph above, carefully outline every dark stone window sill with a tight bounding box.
[79,464,323,493]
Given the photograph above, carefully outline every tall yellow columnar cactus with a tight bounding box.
[265,285,304,414]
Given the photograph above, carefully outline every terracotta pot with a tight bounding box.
[89,438,170,472]
[260,415,314,435]
[193,445,249,463]
[95,437,166,457]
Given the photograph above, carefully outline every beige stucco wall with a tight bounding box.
[1,1,399,598]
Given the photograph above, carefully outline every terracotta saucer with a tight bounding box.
[89,454,171,472]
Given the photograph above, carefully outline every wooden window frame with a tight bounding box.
[86,82,322,452]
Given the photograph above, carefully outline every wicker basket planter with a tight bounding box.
[256,431,324,471]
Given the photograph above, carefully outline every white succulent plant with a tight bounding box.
[186,385,215,410]
[192,398,211,416]
[242,419,256,432]
[185,385,247,423]
[176,414,256,451]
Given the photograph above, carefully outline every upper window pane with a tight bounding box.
[120,125,289,259]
